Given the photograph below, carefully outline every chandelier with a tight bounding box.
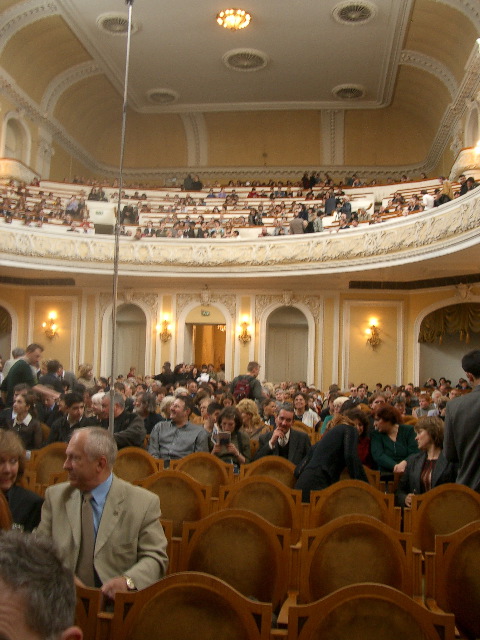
[216,9,251,31]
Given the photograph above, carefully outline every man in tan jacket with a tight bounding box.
[37,427,168,600]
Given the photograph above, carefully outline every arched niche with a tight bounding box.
[415,299,480,386]
[101,302,149,377]
[264,306,311,384]
[1,112,31,165]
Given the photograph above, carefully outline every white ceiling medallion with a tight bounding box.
[96,13,141,35]
[332,1,377,25]
[223,48,269,72]
[146,89,179,105]
[332,84,366,100]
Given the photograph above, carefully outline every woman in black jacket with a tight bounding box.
[396,415,457,508]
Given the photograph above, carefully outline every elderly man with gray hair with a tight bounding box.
[37,427,168,601]
[0,529,82,640]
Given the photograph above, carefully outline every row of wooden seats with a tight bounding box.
[75,509,480,640]
[22,445,480,552]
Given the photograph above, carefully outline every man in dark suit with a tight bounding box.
[254,403,311,465]
[444,349,480,492]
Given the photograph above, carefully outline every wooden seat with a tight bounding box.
[178,508,291,611]
[240,456,296,488]
[404,483,480,552]
[286,583,455,640]
[172,452,234,497]
[0,490,12,530]
[75,584,103,640]
[22,442,67,495]
[109,572,273,640]
[425,520,480,639]
[113,446,160,483]
[308,479,401,530]
[136,470,212,537]
[218,475,303,542]
[295,515,417,601]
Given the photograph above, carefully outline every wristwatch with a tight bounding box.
[124,575,136,591]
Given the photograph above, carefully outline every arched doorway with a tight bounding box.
[0,306,12,366]
[184,305,226,369]
[265,307,308,383]
[418,302,480,384]
[115,304,147,377]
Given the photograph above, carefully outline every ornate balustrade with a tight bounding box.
[1,189,479,277]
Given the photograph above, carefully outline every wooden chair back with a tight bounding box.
[298,514,415,602]
[0,491,12,530]
[309,479,401,529]
[24,442,67,494]
[173,452,234,497]
[405,483,480,552]
[178,508,291,609]
[137,470,212,536]
[426,520,480,639]
[75,584,103,640]
[113,446,159,483]
[110,572,273,640]
[218,475,303,541]
[240,456,296,488]
[286,583,455,640]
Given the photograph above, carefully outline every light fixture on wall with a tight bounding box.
[157,316,172,343]
[365,317,381,350]
[42,311,58,339]
[238,315,252,344]
[216,8,251,30]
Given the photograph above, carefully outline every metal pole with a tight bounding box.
[109,0,135,434]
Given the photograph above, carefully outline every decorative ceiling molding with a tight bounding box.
[400,50,458,99]
[424,42,480,171]
[180,113,208,167]
[0,0,59,55]
[433,0,480,31]
[40,61,101,116]
[376,0,414,108]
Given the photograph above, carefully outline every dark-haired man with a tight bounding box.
[47,392,87,444]
[148,395,209,461]
[444,349,480,491]
[254,403,311,465]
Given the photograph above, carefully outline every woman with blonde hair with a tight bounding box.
[77,363,96,389]
[236,398,269,440]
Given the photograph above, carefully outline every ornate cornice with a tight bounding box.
[433,0,480,30]
[41,61,101,116]
[1,191,479,277]
[255,294,321,320]
[0,0,58,55]
[400,50,457,98]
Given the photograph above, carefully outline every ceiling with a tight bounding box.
[1,0,479,174]
[58,0,412,112]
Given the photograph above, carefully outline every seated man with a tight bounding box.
[148,396,209,461]
[37,427,168,600]
[47,392,88,444]
[0,530,82,640]
[254,403,311,465]
[98,393,146,449]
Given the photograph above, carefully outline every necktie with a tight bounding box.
[76,492,95,587]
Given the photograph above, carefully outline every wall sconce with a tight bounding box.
[238,316,252,345]
[42,311,58,339]
[365,317,381,350]
[157,316,172,343]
